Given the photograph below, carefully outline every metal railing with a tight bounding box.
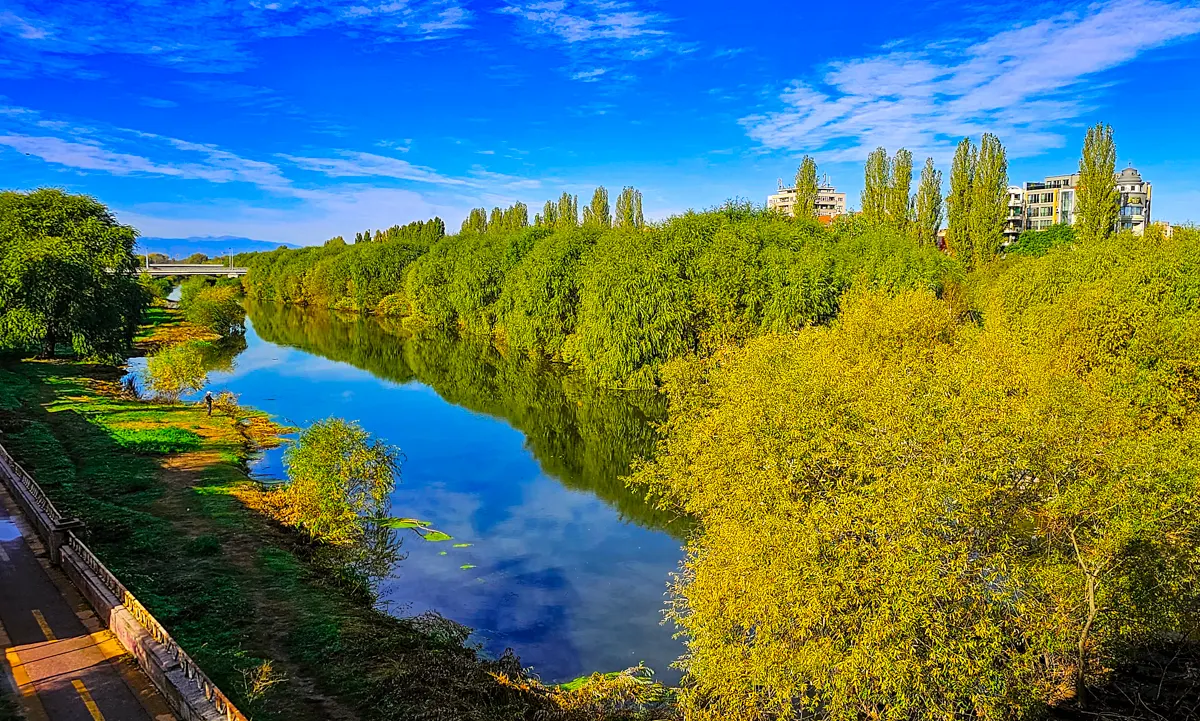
[0,441,64,526]
[0,441,248,721]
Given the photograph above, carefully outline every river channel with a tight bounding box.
[137,300,687,684]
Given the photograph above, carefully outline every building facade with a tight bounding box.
[768,176,847,219]
[1015,167,1152,240]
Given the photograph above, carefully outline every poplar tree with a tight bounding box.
[793,156,819,219]
[1076,123,1119,243]
[489,207,503,229]
[583,186,612,228]
[556,193,578,229]
[541,200,558,228]
[969,133,1008,265]
[861,147,890,223]
[887,149,913,233]
[946,137,976,262]
[913,157,943,247]
[614,187,645,229]
[461,208,488,234]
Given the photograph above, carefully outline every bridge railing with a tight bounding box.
[0,439,249,721]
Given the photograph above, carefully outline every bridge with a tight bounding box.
[142,263,247,277]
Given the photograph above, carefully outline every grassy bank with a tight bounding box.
[0,307,676,721]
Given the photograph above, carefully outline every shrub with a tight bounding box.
[144,340,207,402]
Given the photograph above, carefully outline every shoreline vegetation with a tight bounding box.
[3,124,1200,719]
[1,301,680,721]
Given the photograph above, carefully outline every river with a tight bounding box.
[136,301,687,684]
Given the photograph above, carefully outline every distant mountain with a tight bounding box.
[135,235,300,260]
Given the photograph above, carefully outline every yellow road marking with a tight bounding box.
[4,645,50,721]
[31,610,55,641]
[73,679,107,721]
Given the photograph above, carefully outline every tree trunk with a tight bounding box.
[38,327,57,358]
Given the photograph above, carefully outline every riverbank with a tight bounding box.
[0,307,678,721]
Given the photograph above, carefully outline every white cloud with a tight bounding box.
[741,0,1200,161]
[570,67,608,81]
[0,0,471,74]
[282,151,470,186]
[499,0,685,67]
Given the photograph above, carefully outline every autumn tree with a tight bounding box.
[793,156,819,220]
[912,157,943,247]
[1076,123,1119,244]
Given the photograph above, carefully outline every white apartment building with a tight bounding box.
[768,175,847,219]
[1019,166,1152,238]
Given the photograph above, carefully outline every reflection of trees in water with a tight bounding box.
[306,519,405,605]
[246,301,686,538]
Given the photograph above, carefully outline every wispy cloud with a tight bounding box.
[570,67,608,81]
[0,0,472,74]
[282,151,470,186]
[139,97,178,109]
[499,0,687,78]
[740,0,1200,161]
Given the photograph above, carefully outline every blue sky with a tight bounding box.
[1,0,1198,244]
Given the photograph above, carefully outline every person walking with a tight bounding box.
[204,391,214,417]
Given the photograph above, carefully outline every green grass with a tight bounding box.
[0,357,613,721]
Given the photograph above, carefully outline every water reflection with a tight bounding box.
[200,302,686,683]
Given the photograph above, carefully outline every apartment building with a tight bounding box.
[1018,166,1152,238]
[768,176,847,219]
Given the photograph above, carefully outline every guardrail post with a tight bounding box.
[48,518,86,565]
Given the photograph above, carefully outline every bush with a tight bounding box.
[144,340,207,401]
[183,285,246,336]
[279,418,402,545]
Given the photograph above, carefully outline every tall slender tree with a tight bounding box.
[1076,123,1119,243]
[887,149,914,233]
[556,193,578,229]
[583,186,612,228]
[793,156,819,220]
[968,133,1008,265]
[489,207,503,229]
[541,200,558,228]
[615,187,645,229]
[946,137,977,262]
[913,157,943,247]
[461,208,488,234]
[861,147,890,222]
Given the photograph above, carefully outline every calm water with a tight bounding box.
[137,302,687,683]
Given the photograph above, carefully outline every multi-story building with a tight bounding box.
[1004,186,1025,243]
[768,175,847,220]
[1018,166,1152,237]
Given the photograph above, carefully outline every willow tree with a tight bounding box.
[1076,123,1119,244]
[912,157,943,247]
[887,148,913,233]
[0,188,145,359]
[946,137,976,262]
[793,156,819,220]
[583,186,612,228]
[968,133,1008,265]
[861,147,890,222]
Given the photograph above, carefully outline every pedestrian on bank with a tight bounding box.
[204,391,214,417]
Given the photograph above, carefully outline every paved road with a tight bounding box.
[0,487,174,721]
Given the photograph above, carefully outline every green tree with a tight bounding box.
[912,157,943,247]
[325,236,346,247]
[461,208,488,235]
[1076,123,1119,244]
[861,147,889,222]
[282,418,402,545]
[968,133,1008,265]
[144,340,207,402]
[614,187,644,229]
[583,186,612,228]
[182,285,246,336]
[946,137,976,262]
[556,193,578,230]
[0,188,145,359]
[887,148,913,232]
[793,156,819,220]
